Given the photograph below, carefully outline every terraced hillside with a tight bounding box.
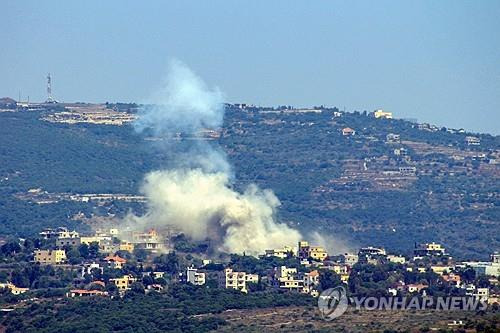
[0,104,498,259]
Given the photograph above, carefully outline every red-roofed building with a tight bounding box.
[90,280,106,288]
[342,127,356,136]
[104,255,127,269]
[442,273,461,287]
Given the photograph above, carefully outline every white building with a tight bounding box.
[264,246,296,259]
[465,136,480,146]
[219,268,258,293]
[302,270,320,296]
[187,267,206,286]
[342,253,359,266]
[373,110,393,119]
[386,133,400,144]
[271,266,303,291]
[81,262,103,277]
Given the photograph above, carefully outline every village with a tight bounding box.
[0,225,498,308]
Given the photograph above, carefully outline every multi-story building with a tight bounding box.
[56,234,109,249]
[98,239,119,254]
[80,236,107,246]
[40,227,79,240]
[186,267,206,286]
[56,237,81,247]
[119,242,135,253]
[414,242,446,257]
[298,241,328,261]
[341,253,359,266]
[271,266,303,292]
[461,260,500,278]
[465,136,480,146]
[34,249,67,265]
[393,148,408,157]
[95,228,119,238]
[109,275,137,291]
[469,287,490,302]
[358,247,386,264]
[491,252,500,264]
[219,268,258,293]
[326,263,349,276]
[132,229,164,252]
[302,270,320,296]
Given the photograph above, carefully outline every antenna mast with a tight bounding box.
[45,73,59,103]
[46,73,54,103]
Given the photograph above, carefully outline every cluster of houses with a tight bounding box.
[35,227,164,267]
[1,227,498,304]
[186,241,328,295]
[211,241,499,302]
[183,241,499,304]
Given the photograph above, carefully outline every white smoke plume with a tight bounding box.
[308,231,355,256]
[129,60,302,255]
[135,59,224,137]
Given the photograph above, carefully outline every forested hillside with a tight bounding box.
[0,105,498,259]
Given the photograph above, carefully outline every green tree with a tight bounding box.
[78,243,89,259]
[11,270,29,288]
[88,242,100,258]
[67,248,83,265]
[130,282,145,294]
[142,275,154,287]
[319,270,342,291]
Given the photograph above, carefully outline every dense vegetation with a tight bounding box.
[0,106,498,259]
[1,284,313,332]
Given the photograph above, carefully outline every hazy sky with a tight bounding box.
[2,1,499,134]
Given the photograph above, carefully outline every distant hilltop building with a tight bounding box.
[342,127,356,136]
[373,109,393,119]
[386,133,401,144]
[465,136,480,146]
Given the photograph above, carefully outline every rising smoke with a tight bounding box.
[129,60,302,255]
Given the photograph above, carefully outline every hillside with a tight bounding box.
[0,104,498,259]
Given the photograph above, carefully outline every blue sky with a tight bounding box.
[2,1,499,134]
